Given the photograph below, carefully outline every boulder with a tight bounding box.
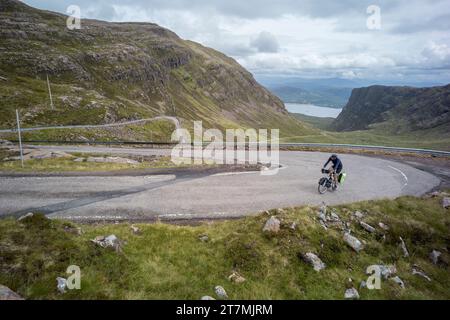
[214,286,228,299]
[130,225,141,235]
[344,288,360,300]
[329,210,341,222]
[442,197,450,209]
[302,252,326,272]
[399,237,409,258]
[429,250,442,265]
[64,225,83,236]
[360,221,376,233]
[378,222,389,231]
[56,277,67,294]
[263,216,280,234]
[359,281,367,289]
[91,234,123,252]
[412,266,431,282]
[390,276,405,289]
[319,203,327,215]
[228,272,246,284]
[353,211,364,219]
[367,265,397,279]
[343,233,364,252]
[198,234,209,242]
[17,212,34,222]
[201,296,216,300]
[0,285,24,300]
[318,211,327,223]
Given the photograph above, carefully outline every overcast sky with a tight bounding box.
[23,0,450,84]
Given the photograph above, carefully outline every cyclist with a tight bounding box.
[323,154,343,189]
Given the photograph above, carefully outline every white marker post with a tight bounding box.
[47,74,54,110]
[15,109,24,168]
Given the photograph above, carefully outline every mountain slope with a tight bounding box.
[331,85,450,134]
[0,0,313,141]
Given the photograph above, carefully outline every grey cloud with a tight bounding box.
[390,13,450,34]
[21,0,450,83]
[22,0,423,20]
[250,32,279,53]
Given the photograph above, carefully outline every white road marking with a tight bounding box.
[212,163,288,177]
[388,165,408,187]
[212,171,258,177]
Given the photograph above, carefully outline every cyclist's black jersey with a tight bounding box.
[324,157,343,173]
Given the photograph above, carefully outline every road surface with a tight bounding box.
[0,146,441,221]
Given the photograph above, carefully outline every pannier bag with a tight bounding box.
[338,172,347,184]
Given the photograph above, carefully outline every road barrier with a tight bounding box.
[7,140,450,157]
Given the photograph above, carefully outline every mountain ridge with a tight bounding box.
[331,84,450,134]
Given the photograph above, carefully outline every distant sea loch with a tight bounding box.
[286,103,342,118]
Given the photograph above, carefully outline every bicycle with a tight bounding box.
[318,168,338,194]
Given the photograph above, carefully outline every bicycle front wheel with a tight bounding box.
[318,179,328,194]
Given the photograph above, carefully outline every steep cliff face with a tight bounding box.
[331,85,450,133]
[0,0,310,139]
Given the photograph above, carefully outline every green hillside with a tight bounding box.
[0,0,313,142]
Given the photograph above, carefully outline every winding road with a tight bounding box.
[0,145,440,221]
[0,116,181,133]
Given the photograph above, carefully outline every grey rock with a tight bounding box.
[91,234,123,252]
[343,233,364,252]
[228,272,246,284]
[263,216,280,234]
[319,220,328,230]
[412,266,432,282]
[302,252,326,272]
[17,212,34,222]
[0,285,24,300]
[367,265,397,279]
[130,225,141,234]
[214,286,228,299]
[56,277,67,294]
[199,234,209,242]
[329,210,341,222]
[443,197,450,209]
[390,276,405,289]
[344,287,360,300]
[359,281,367,289]
[378,222,389,231]
[399,237,409,258]
[353,211,364,219]
[73,158,85,162]
[64,225,83,236]
[290,222,297,230]
[201,296,216,300]
[319,203,327,215]
[318,211,327,222]
[360,221,376,233]
[430,250,442,265]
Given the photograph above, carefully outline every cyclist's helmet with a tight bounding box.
[331,154,338,159]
